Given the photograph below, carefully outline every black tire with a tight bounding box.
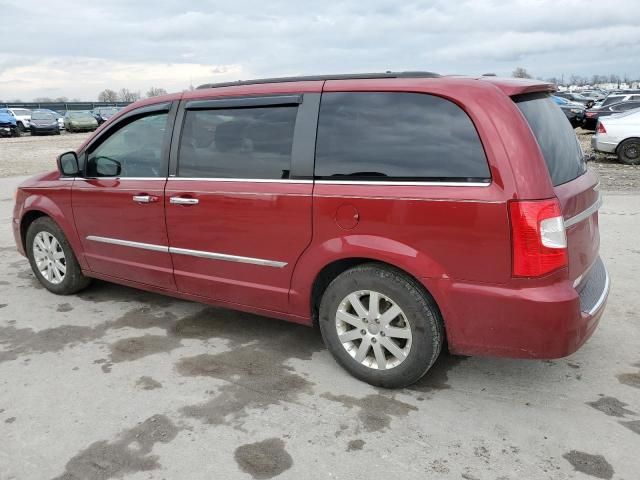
[56,129,61,135]
[26,217,91,295]
[17,122,25,133]
[67,126,73,133]
[319,263,443,388]
[12,128,21,138]
[617,139,640,165]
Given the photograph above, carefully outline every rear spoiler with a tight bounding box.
[478,77,556,96]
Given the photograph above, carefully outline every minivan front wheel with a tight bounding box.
[319,264,443,388]
[26,217,91,294]
[618,139,640,165]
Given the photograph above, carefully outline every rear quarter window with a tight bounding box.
[515,93,586,186]
[315,92,490,182]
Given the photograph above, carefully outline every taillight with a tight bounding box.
[597,122,606,134]
[509,199,567,277]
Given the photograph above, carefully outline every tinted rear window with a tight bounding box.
[515,93,586,186]
[178,106,297,179]
[315,92,490,182]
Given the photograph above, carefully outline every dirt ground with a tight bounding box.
[1,175,639,479]
[575,128,640,192]
[0,131,92,178]
[1,128,638,191]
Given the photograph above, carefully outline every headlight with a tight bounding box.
[571,109,581,113]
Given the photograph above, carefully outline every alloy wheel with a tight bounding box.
[32,231,66,284]
[335,290,412,370]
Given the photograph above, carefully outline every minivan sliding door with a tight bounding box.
[165,93,320,313]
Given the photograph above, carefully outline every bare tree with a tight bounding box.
[33,97,53,102]
[118,88,141,102]
[98,89,119,102]
[569,74,586,86]
[512,67,532,79]
[146,87,168,98]
[54,96,68,102]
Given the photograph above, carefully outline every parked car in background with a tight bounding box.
[593,109,640,164]
[29,111,60,135]
[595,92,640,108]
[0,107,31,132]
[552,96,585,127]
[92,106,120,125]
[554,92,595,108]
[64,111,98,132]
[33,109,64,131]
[12,73,608,388]
[580,90,607,102]
[583,100,640,130]
[0,109,20,137]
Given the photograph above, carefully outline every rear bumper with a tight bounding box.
[592,135,618,153]
[430,257,609,359]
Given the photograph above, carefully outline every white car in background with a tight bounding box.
[0,108,31,132]
[592,108,640,165]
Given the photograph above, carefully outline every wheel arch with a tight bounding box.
[19,194,88,270]
[20,210,48,251]
[291,235,448,321]
[615,136,640,152]
[307,256,445,338]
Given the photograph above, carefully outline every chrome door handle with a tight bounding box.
[133,195,157,204]
[170,197,199,205]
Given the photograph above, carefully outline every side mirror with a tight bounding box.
[57,151,80,176]
[93,156,122,177]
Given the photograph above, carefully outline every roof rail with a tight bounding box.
[197,71,440,89]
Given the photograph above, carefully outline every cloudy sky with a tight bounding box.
[1,0,639,101]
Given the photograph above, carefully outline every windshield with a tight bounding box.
[31,112,55,120]
[70,112,93,119]
[98,108,118,115]
[602,96,623,107]
[515,93,586,186]
[13,109,31,116]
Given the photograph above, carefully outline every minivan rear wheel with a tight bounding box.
[617,139,640,165]
[319,263,443,388]
[26,217,91,295]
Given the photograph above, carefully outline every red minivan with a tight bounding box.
[12,72,609,387]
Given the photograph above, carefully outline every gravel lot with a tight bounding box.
[575,128,640,192]
[1,128,639,192]
[1,128,639,479]
[0,132,92,178]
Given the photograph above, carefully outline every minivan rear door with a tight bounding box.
[515,93,601,283]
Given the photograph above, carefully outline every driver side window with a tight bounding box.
[87,112,168,178]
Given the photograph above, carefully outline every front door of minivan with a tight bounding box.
[72,103,176,290]
[164,92,320,313]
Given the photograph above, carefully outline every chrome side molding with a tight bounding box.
[564,193,603,228]
[85,236,287,268]
[169,247,287,268]
[86,235,169,253]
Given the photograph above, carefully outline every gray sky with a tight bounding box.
[1,0,639,101]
